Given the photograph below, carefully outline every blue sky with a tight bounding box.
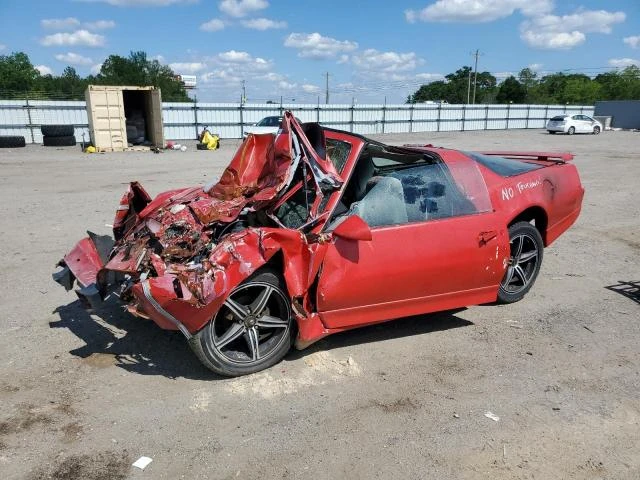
[0,0,638,103]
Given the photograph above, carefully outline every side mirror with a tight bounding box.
[332,215,372,242]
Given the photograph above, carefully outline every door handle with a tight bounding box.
[479,230,497,246]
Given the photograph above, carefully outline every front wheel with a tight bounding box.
[498,222,544,304]
[548,130,556,134]
[593,126,601,134]
[190,269,295,376]
[567,126,575,135]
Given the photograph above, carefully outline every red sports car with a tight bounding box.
[53,112,584,376]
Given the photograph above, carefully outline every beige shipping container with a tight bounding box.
[85,85,164,152]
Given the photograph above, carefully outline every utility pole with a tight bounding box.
[467,68,471,104]
[324,72,330,104]
[471,49,482,104]
[241,80,246,104]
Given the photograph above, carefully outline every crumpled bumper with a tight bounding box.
[52,231,115,309]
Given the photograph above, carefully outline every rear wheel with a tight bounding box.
[567,126,575,135]
[498,222,544,304]
[189,269,294,376]
[593,126,601,134]
[548,131,556,134]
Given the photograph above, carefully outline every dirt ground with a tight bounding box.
[0,129,638,480]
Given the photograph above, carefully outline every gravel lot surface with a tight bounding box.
[0,129,638,479]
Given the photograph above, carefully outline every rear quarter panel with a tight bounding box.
[480,162,584,245]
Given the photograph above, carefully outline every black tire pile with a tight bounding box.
[41,125,76,147]
[0,135,26,148]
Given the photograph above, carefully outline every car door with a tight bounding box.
[316,153,509,330]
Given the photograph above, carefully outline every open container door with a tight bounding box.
[85,86,127,151]
[147,88,164,148]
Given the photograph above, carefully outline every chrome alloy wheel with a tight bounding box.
[209,282,291,365]
[501,233,540,294]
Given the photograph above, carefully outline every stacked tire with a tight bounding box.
[0,136,26,148]
[41,125,76,147]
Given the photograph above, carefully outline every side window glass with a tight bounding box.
[325,139,352,173]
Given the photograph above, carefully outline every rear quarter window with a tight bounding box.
[465,152,543,177]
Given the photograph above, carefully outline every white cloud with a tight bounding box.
[41,17,81,30]
[91,63,103,74]
[40,30,106,47]
[241,18,287,30]
[36,65,54,75]
[77,0,197,5]
[200,18,225,31]
[0,44,5,51]
[219,0,268,18]
[169,62,206,73]
[55,52,94,66]
[608,58,640,68]
[218,50,252,63]
[302,84,321,94]
[201,50,274,87]
[284,32,358,59]
[351,49,422,74]
[84,20,116,30]
[521,9,625,49]
[405,0,553,23]
[152,54,166,63]
[415,73,444,81]
[520,30,585,49]
[528,63,543,71]
[278,80,297,90]
[624,36,640,49]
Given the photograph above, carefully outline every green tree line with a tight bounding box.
[0,51,190,101]
[408,66,640,105]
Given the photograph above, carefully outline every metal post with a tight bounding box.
[484,105,489,130]
[436,103,441,132]
[25,95,35,144]
[193,95,199,140]
[409,103,414,133]
[461,104,466,131]
[316,96,320,123]
[545,105,549,126]
[381,97,386,134]
[525,105,530,129]
[350,97,354,133]
[506,103,510,129]
[279,96,283,116]
[239,96,244,137]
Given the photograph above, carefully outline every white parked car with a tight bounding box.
[244,116,304,137]
[546,114,602,135]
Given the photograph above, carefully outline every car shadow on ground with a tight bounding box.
[605,280,640,305]
[51,299,473,380]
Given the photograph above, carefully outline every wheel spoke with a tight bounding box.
[503,265,515,287]
[257,315,289,329]
[250,285,273,316]
[225,297,249,321]
[513,265,528,286]
[214,323,245,349]
[512,235,524,261]
[518,249,538,264]
[245,327,260,361]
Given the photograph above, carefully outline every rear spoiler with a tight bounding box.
[479,151,574,163]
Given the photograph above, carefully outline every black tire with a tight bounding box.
[196,143,209,150]
[497,222,544,304]
[0,135,26,148]
[43,135,76,147]
[41,124,74,137]
[593,126,601,135]
[548,131,556,134]
[189,269,294,376]
[567,126,575,135]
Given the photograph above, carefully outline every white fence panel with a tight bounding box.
[0,99,595,143]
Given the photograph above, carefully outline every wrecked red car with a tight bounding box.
[53,112,584,376]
